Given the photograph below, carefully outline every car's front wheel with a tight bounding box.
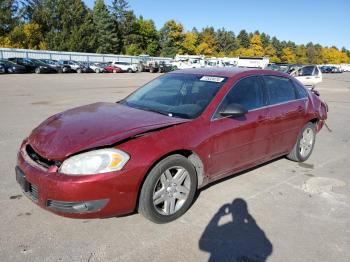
[287,122,316,162]
[139,154,197,223]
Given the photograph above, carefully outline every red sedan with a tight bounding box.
[16,68,328,223]
[104,64,122,73]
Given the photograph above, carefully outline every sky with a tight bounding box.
[84,0,350,49]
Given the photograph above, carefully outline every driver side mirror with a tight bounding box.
[219,103,248,117]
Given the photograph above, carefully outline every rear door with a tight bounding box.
[209,75,270,178]
[263,75,307,157]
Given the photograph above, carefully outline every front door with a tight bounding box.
[208,76,270,178]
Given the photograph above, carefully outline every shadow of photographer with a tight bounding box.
[199,198,273,262]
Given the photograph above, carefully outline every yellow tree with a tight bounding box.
[281,47,296,63]
[250,34,264,56]
[264,44,280,62]
[0,23,47,49]
[197,27,217,56]
[181,32,198,55]
[295,45,307,64]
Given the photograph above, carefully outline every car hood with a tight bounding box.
[28,102,188,161]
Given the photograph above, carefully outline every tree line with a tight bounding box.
[1,0,349,64]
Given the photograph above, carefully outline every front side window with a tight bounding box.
[122,74,226,119]
[214,76,264,118]
[263,76,296,105]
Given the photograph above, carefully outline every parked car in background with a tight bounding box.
[104,64,122,73]
[112,61,137,72]
[267,63,302,74]
[158,61,174,73]
[0,63,5,74]
[8,58,57,73]
[88,63,107,73]
[59,60,94,73]
[330,66,343,73]
[39,59,72,73]
[320,66,331,73]
[290,65,322,86]
[15,68,328,223]
[0,59,26,73]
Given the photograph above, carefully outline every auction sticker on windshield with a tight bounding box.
[200,76,225,82]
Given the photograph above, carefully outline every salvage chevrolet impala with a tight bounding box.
[16,68,328,223]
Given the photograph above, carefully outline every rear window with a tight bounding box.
[263,76,296,105]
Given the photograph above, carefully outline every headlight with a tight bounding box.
[59,148,129,175]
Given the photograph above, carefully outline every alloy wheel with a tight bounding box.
[152,166,191,215]
[299,127,314,158]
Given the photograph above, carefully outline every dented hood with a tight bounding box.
[28,102,188,161]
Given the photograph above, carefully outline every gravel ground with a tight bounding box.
[0,72,349,262]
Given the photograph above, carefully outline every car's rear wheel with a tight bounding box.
[139,154,197,223]
[127,68,133,73]
[287,122,316,162]
[35,67,41,74]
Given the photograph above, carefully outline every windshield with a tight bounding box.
[122,74,226,119]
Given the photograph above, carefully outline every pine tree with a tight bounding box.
[215,28,238,55]
[93,0,119,54]
[237,30,250,49]
[0,0,18,36]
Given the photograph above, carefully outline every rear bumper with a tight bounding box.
[16,147,141,219]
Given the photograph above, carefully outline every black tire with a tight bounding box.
[287,122,316,162]
[35,67,41,74]
[127,68,133,73]
[138,154,197,223]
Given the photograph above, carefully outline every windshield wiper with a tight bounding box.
[125,102,172,117]
[141,107,172,117]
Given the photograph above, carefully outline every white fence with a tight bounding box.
[0,48,172,64]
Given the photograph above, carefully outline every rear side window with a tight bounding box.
[263,76,296,105]
[294,81,308,99]
[215,76,264,118]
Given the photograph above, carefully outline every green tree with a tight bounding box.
[93,0,119,54]
[215,28,238,55]
[260,33,270,48]
[271,37,283,60]
[110,0,130,53]
[0,0,18,36]
[237,30,250,48]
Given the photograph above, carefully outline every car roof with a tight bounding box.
[170,67,290,78]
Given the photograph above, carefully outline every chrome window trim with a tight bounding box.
[211,73,308,122]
